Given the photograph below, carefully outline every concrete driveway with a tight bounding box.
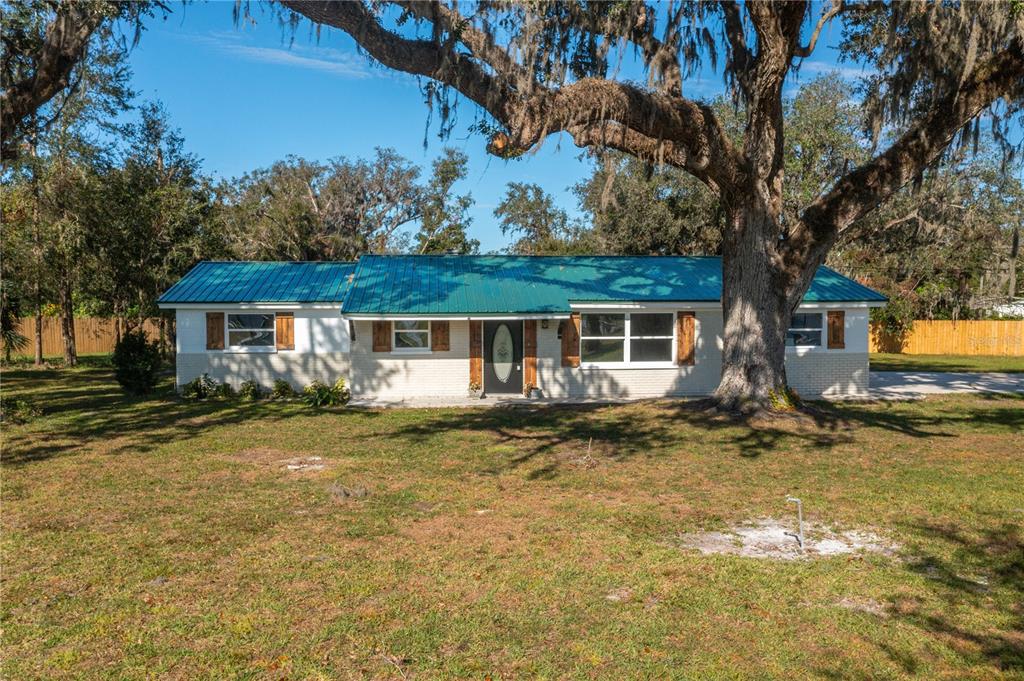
[870,371,1024,399]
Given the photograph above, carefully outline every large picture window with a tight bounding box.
[786,313,822,347]
[227,313,275,349]
[393,320,430,351]
[580,312,675,365]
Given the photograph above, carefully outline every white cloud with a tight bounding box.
[797,60,876,81]
[183,31,373,79]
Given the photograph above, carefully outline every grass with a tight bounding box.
[2,359,1023,679]
[871,353,1024,373]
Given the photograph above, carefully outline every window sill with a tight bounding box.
[391,348,433,355]
[222,347,277,354]
[580,361,679,370]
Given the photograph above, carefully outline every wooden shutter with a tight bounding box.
[677,311,695,366]
[469,320,483,386]
[205,312,224,350]
[275,312,294,350]
[430,321,450,351]
[372,321,391,352]
[523,320,538,389]
[827,310,846,349]
[560,313,580,367]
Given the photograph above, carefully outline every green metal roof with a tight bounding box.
[158,261,355,304]
[341,255,886,315]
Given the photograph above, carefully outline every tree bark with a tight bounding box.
[58,271,76,366]
[713,203,793,410]
[33,297,43,365]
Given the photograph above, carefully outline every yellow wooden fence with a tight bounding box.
[11,317,162,357]
[870,320,1024,356]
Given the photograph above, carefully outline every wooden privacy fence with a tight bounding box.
[870,320,1024,356]
[11,317,162,356]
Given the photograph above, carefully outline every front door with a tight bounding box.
[484,321,523,394]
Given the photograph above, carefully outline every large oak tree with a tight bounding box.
[277,1,1023,410]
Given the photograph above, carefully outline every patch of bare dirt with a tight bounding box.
[232,448,332,474]
[677,518,899,560]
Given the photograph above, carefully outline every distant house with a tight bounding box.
[157,255,887,401]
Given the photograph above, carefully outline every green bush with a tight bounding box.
[0,396,42,424]
[301,378,350,408]
[271,379,297,400]
[111,329,164,395]
[213,382,236,400]
[181,374,217,400]
[238,380,264,401]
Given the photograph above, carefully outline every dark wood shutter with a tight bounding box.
[523,320,538,389]
[677,311,695,365]
[430,321,450,351]
[827,310,846,349]
[469,321,483,386]
[560,313,580,367]
[275,312,294,350]
[372,321,391,352]
[205,312,224,350]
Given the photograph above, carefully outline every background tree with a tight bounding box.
[275,1,1023,409]
[91,102,220,349]
[1,0,161,162]
[221,149,423,260]
[495,181,593,254]
[413,148,478,254]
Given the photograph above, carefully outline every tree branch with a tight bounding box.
[787,39,1024,297]
[796,0,844,58]
[281,0,746,192]
[1,3,107,160]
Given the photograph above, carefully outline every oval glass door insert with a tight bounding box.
[492,324,514,383]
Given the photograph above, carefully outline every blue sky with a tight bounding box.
[121,2,854,252]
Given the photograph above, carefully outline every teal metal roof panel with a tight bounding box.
[158,261,356,304]
[341,255,885,315]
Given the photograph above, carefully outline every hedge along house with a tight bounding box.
[158,255,887,401]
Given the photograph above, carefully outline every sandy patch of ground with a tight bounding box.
[677,518,898,560]
[231,448,331,473]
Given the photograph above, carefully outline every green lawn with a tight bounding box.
[871,353,1024,373]
[2,361,1023,679]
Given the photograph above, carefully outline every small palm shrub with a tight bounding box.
[111,329,164,395]
[181,374,217,400]
[238,379,264,401]
[301,378,350,408]
[271,379,297,399]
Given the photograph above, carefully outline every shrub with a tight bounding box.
[271,379,297,400]
[213,382,236,400]
[302,378,350,408]
[0,396,42,424]
[111,329,164,395]
[181,374,217,400]
[238,379,264,401]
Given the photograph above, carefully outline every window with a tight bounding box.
[580,312,675,365]
[786,313,822,347]
[393,320,430,351]
[581,313,625,362]
[227,313,275,349]
[629,313,674,362]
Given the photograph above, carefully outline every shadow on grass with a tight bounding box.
[375,391,1024,472]
[0,361,352,467]
[895,519,1024,672]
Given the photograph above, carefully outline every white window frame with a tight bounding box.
[786,312,824,350]
[579,312,677,369]
[225,312,277,353]
[391,319,432,354]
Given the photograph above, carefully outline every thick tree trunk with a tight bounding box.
[712,205,794,412]
[58,277,76,367]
